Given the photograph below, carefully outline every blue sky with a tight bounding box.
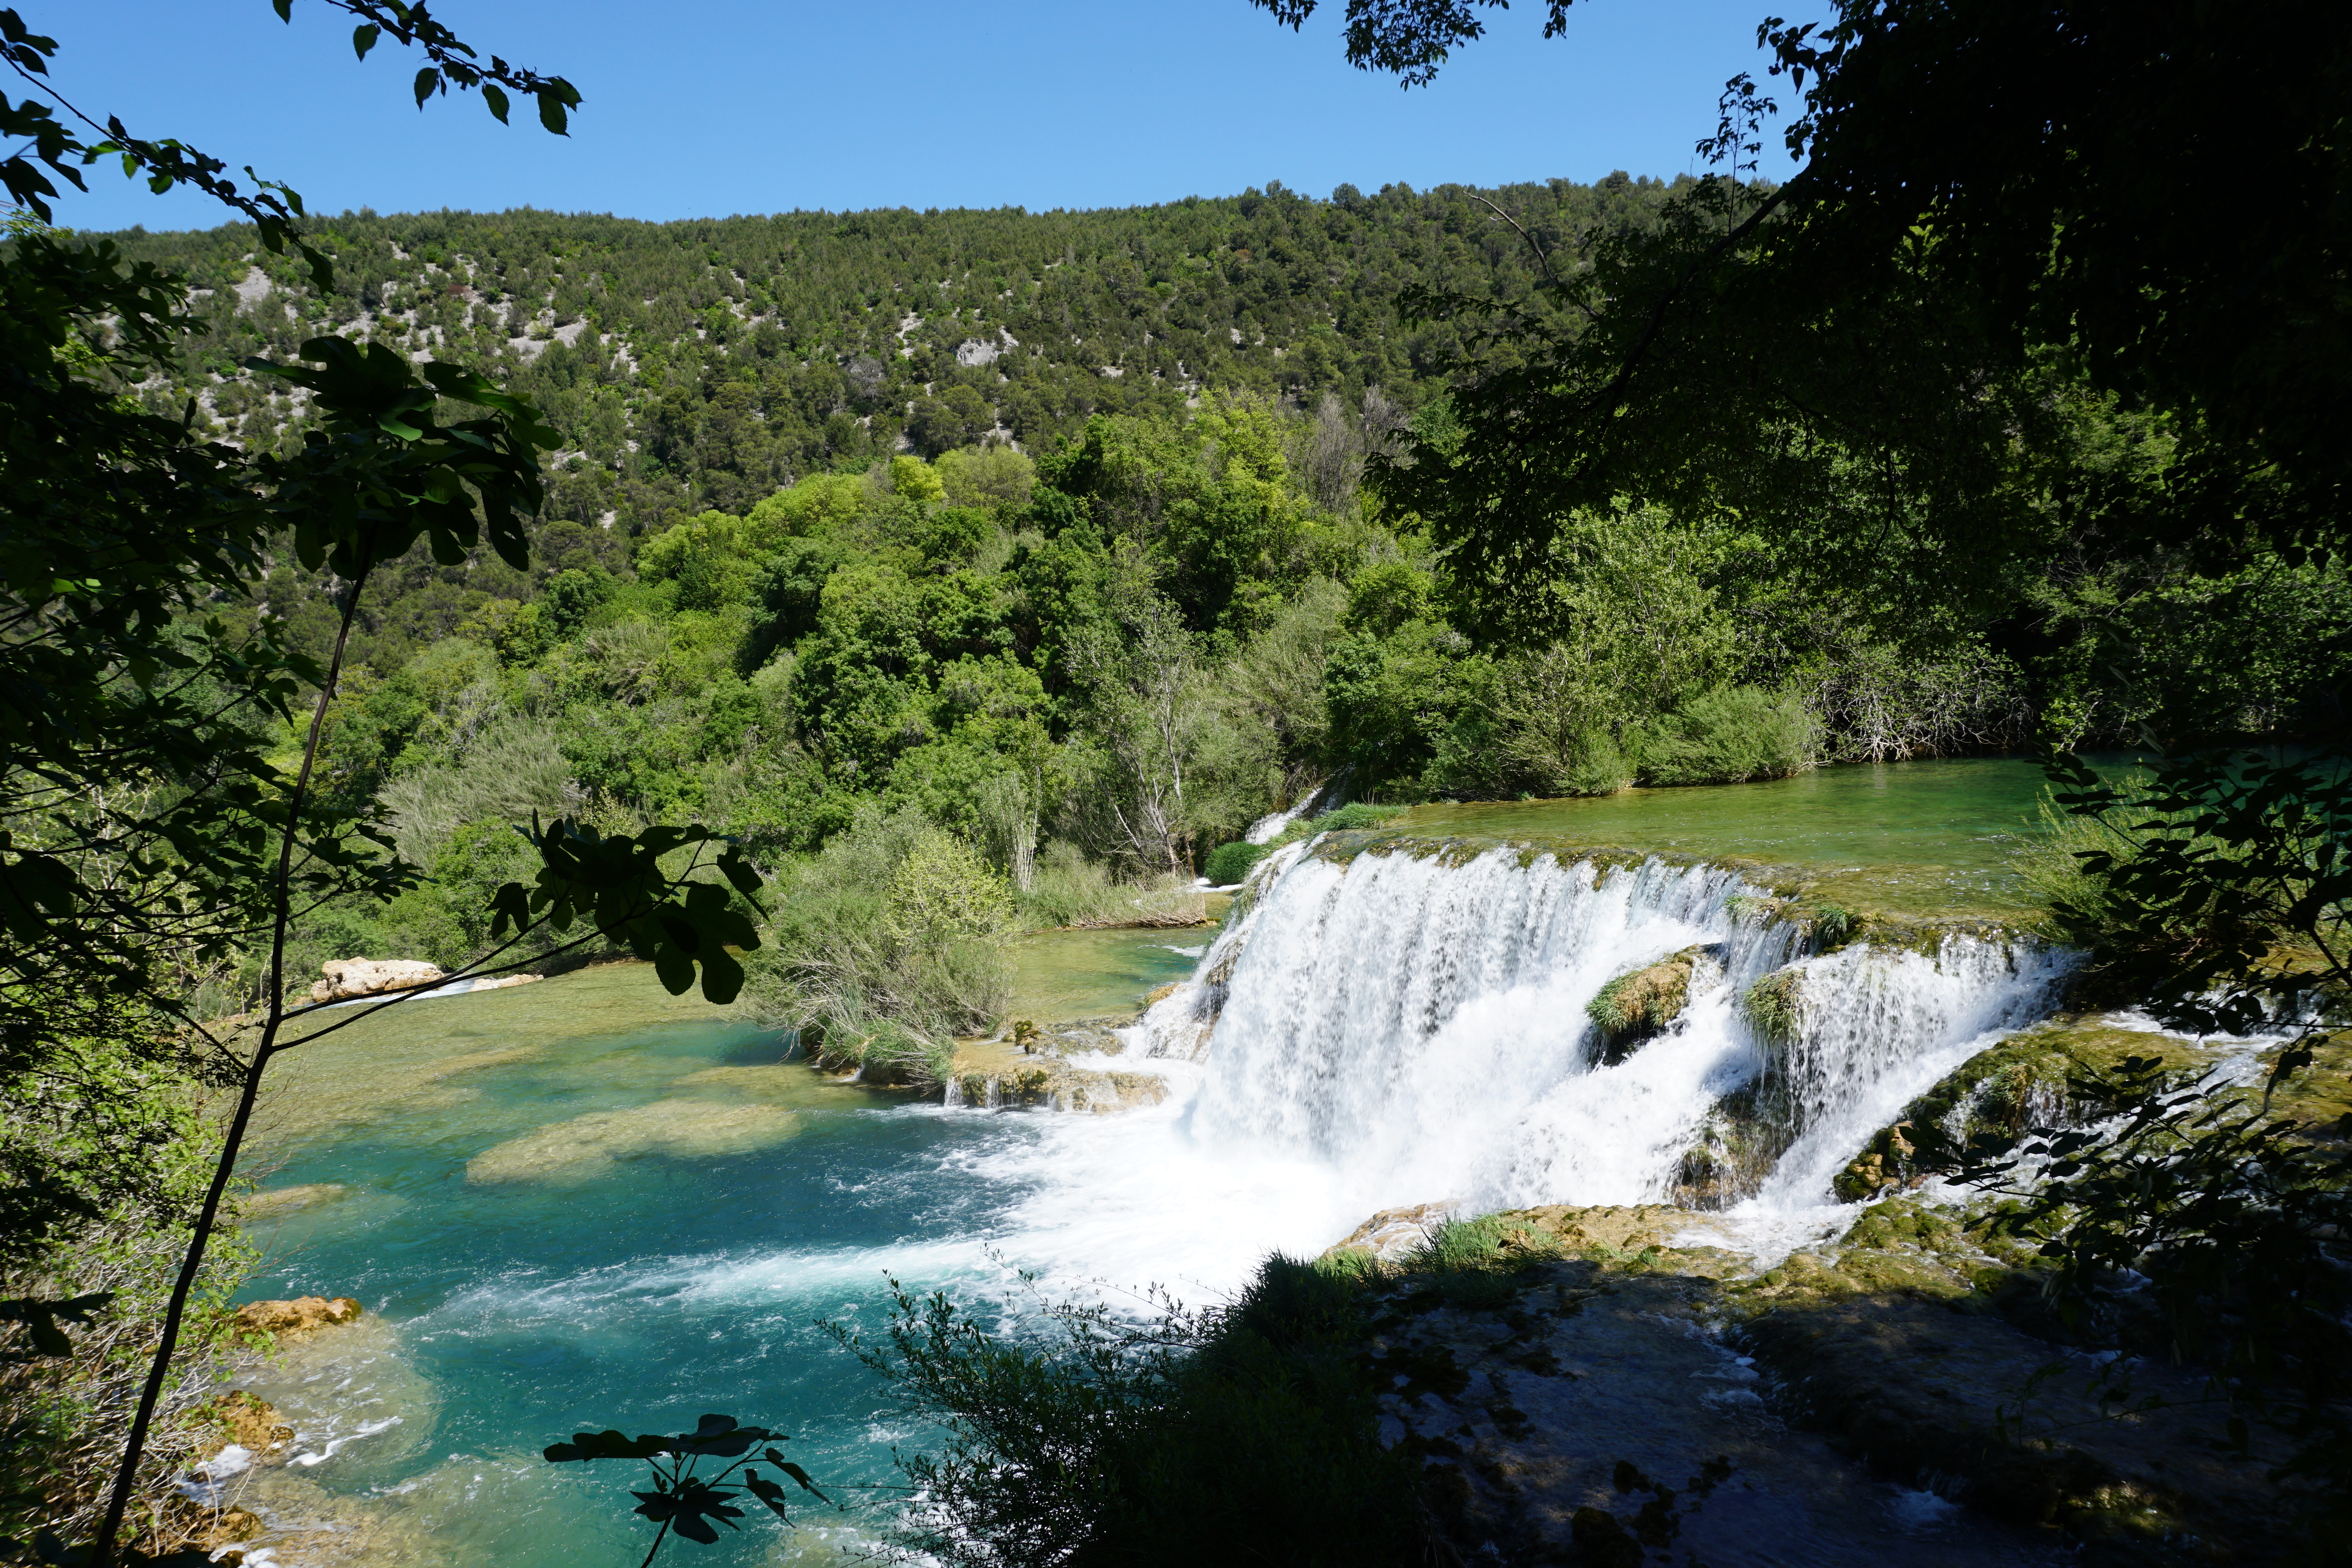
[39,1,1810,233]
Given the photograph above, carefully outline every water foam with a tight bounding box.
[616,842,2067,1309]
[899,843,2068,1296]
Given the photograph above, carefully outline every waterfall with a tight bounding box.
[1240,772,1347,845]
[1148,841,2070,1216]
[1745,937,2076,1206]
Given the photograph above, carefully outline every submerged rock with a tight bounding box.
[237,1182,350,1222]
[466,1098,801,1182]
[202,1507,265,1549]
[191,1312,449,1566]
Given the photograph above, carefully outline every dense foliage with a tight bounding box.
[0,998,257,1556]
[97,176,1665,574]
[1267,1,2352,703]
[1937,751,2352,1549]
[833,1256,1425,1568]
[56,177,2338,1045]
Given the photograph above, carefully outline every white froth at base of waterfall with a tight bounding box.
[564,1096,1374,1313]
[674,841,2074,1310]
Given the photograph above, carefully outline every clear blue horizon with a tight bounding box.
[41,1,1814,235]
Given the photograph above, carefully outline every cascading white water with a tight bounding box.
[1138,841,2072,1221]
[641,835,2078,1325]
[821,838,2076,1300]
[1186,848,1758,1212]
[1240,773,1347,845]
[1746,937,2077,1206]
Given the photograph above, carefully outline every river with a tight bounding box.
[228,756,2076,1565]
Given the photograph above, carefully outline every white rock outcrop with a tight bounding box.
[310,957,445,1004]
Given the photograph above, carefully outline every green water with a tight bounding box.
[1006,925,1211,1022]
[232,965,1028,1565]
[223,760,2108,1564]
[1396,756,2099,916]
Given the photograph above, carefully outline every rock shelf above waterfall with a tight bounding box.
[1832,1011,2352,1200]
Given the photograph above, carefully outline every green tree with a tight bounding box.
[0,12,776,1564]
[1257,0,2352,634]
[907,385,995,457]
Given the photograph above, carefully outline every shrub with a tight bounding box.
[1636,685,1818,785]
[1545,728,1637,797]
[886,829,1017,948]
[934,444,1037,510]
[1019,840,1151,929]
[1202,840,1270,885]
[739,807,1014,1074]
[835,1253,1425,1568]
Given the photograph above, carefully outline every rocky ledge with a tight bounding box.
[174,1296,372,1559]
[308,957,542,1004]
[947,1020,1177,1112]
[232,1295,365,1338]
[1327,1200,2307,1564]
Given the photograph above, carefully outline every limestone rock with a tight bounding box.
[238,1182,350,1222]
[1738,1278,2301,1558]
[1585,945,1715,1062]
[203,1507,265,1548]
[947,1023,1172,1113]
[1823,1011,2244,1196]
[1362,1255,2060,1566]
[233,1295,364,1338]
[1327,1201,1456,1263]
[310,957,443,1004]
[1831,1122,1918,1202]
[213,1390,293,1453]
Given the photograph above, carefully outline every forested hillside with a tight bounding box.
[93,177,2352,1031]
[109,178,1653,538]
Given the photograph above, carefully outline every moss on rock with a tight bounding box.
[1740,967,1806,1047]
[1586,947,1712,1063]
[1828,1015,2220,1199]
